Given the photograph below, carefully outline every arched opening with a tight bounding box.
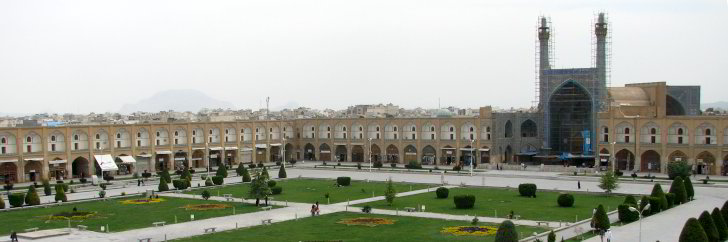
[461,145,476,166]
[640,150,661,172]
[480,146,490,164]
[422,145,436,165]
[284,143,294,161]
[304,143,316,160]
[504,146,513,163]
[598,148,610,168]
[386,144,399,163]
[504,121,513,138]
[71,157,89,178]
[224,149,236,166]
[191,150,205,168]
[0,162,18,183]
[335,145,347,162]
[156,154,171,171]
[549,81,593,154]
[666,95,686,116]
[319,143,331,162]
[114,154,134,175]
[49,157,67,180]
[269,145,281,162]
[351,145,364,162]
[722,154,728,176]
[520,120,537,137]
[403,145,417,163]
[370,144,381,162]
[615,149,635,171]
[174,151,187,170]
[696,151,716,175]
[441,146,456,165]
[668,150,688,163]
[23,160,42,182]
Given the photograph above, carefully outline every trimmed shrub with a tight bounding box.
[699,210,720,242]
[257,163,264,168]
[267,180,277,188]
[8,193,25,207]
[242,166,251,182]
[261,166,270,179]
[639,196,652,216]
[518,183,537,198]
[651,184,668,211]
[99,183,107,190]
[172,179,187,190]
[54,185,67,202]
[494,220,518,242]
[617,204,639,223]
[25,186,40,206]
[98,190,106,198]
[680,217,709,242]
[670,176,688,205]
[405,161,422,169]
[42,180,52,196]
[668,161,692,180]
[666,193,676,208]
[236,163,246,176]
[205,179,214,186]
[647,196,662,214]
[453,195,476,209]
[336,177,351,186]
[435,187,449,199]
[158,169,172,183]
[362,205,372,213]
[0,195,4,209]
[557,193,574,207]
[212,176,224,185]
[684,177,695,201]
[357,163,362,170]
[201,190,211,200]
[547,230,556,242]
[373,161,383,168]
[158,179,169,192]
[248,164,256,169]
[181,168,191,180]
[593,205,610,233]
[623,195,638,206]
[141,172,152,178]
[216,165,228,178]
[712,208,728,241]
[452,165,461,171]
[278,165,287,178]
[271,186,283,195]
[384,179,396,206]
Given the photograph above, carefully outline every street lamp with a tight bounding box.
[282,137,286,167]
[470,139,476,177]
[368,138,373,172]
[628,203,651,242]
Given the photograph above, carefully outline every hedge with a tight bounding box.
[494,220,518,242]
[668,161,691,180]
[650,184,668,211]
[680,217,709,242]
[699,211,720,242]
[684,178,695,201]
[172,179,187,190]
[453,195,475,209]
[55,185,67,202]
[25,186,41,206]
[623,195,638,206]
[242,167,252,182]
[666,193,676,208]
[42,180,52,196]
[436,187,449,199]
[518,183,537,198]
[8,193,25,208]
[723,201,728,226]
[271,186,283,195]
[617,204,639,223]
[337,177,351,186]
[557,193,574,207]
[647,196,662,214]
[712,208,728,241]
[278,165,287,178]
[593,205,610,233]
[212,176,224,185]
[201,190,211,200]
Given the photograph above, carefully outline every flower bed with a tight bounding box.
[120,198,165,205]
[440,226,498,236]
[181,204,231,211]
[47,211,97,220]
[336,217,395,227]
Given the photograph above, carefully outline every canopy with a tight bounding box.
[192,147,206,150]
[24,157,44,161]
[255,144,267,148]
[441,147,456,150]
[0,159,18,163]
[459,148,476,151]
[209,147,223,151]
[241,148,253,152]
[94,154,119,171]
[225,146,238,150]
[137,154,152,158]
[49,160,67,164]
[269,143,281,147]
[156,150,172,154]
[479,148,490,152]
[118,156,136,164]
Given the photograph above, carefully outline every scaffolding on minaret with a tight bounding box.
[534,16,555,109]
[591,11,612,111]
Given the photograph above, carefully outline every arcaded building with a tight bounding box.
[0,13,726,183]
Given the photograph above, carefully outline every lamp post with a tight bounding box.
[610,141,616,173]
[282,137,286,167]
[368,138,373,172]
[628,203,651,242]
[470,139,475,177]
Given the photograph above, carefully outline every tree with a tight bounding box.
[384,178,396,206]
[236,163,245,176]
[593,205,610,238]
[241,166,251,182]
[158,169,172,183]
[680,218,709,242]
[261,166,270,180]
[278,164,287,178]
[42,180,52,196]
[598,171,619,194]
[670,176,688,205]
[668,161,692,180]
[494,220,518,242]
[25,186,40,206]
[216,164,228,178]
[722,201,728,227]
[623,195,638,206]
[699,210,720,242]
[158,178,169,192]
[650,184,668,211]
[547,230,556,242]
[54,185,67,202]
[684,177,695,201]
[248,170,271,206]
[181,167,191,181]
[711,208,728,241]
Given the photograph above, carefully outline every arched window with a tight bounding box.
[174,131,178,136]
[650,128,656,135]
[26,136,32,143]
[51,136,56,142]
[376,127,380,132]
[0,138,4,144]
[706,129,711,136]
[359,127,363,131]
[343,127,347,131]
[624,128,630,134]
[469,127,474,132]
[95,134,100,139]
[116,133,121,139]
[411,127,415,132]
[327,127,330,131]
[449,127,454,132]
[156,132,160,137]
[137,132,141,138]
[678,128,684,135]
[74,135,79,140]
[393,127,397,132]
[431,127,435,132]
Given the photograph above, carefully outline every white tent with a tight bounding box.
[118,156,136,164]
[94,154,119,171]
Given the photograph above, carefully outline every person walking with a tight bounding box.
[577,180,581,189]
[10,231,18,242]
[310,204,317,217]
[605,228,614,242]
[315,201,320,215]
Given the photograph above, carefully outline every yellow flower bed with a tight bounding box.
[441,226,498,236]
[47,211,97,221]
[120,198,165,205]
[336,217,396,227]
[181,204,232,211]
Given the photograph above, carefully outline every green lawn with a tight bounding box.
[174,212,546,242]
[0,196,268,236]
[359,187,624,222]
[186,178,432,204]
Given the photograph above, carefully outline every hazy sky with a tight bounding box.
[1,0,726,114]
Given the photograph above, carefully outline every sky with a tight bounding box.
[0,0,726,114]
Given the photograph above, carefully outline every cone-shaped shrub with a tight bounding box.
[216,165,228,178]
[593,205,610,233]
[547,230,556,242]
[711,208,728,241]
[54,185,67,202]
[669,176,688,205]
[236,163,245,176]
[722,201,728,228]
[680,217,708,242]
[25,186,40,205]
[261,166,270,180]
[278,165,287,178]
[617,204,639,223]
[494,220,518,242]
[651,184,668,210]
[158,179,169,192]
[665,193,676,208]
[8,193,24,207]
[42,180,52,196]
[242,166,251,182]
[699,210,720,242]
[623,195,638,206]
[684,177,695,201]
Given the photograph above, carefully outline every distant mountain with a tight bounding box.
[701,101,728,111]
[119,89,235,114]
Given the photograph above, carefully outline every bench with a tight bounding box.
[261,219,272,225]
[77,225,88,231]
[513,215,521,220]
[536,221,549,227]
[404,207,416,212]
[138,238,151,242]
[260,206,273,211]
[153,221,166,227]
[223,194,234,201]
[204,227,217,233]
[24,227,39,232]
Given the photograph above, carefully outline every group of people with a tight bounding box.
[310,201,320,216]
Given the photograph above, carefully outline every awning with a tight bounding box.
[241,148,253,152]
[0,159,17,163]
[192,147,206,150]
[49,160,67,164]
[156,150,172,155]
[137,154,152,158]
[441,147,456,150]
[405,152,417,155]
[270,143,281,146]
[517,152,538,156]
[191,158,202,161]
[479,148,490,152]
[225,146,238,150]
[93,154,119,171]
[459,148,476,151]
[24,157,44,161]
[320,151,331,154]
[255,144,267,148]
[174,157,186,161]
[210,147,223,151]
[599,153,611,157]
[118,156,136,164]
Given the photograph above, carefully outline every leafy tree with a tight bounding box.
[699,211,720,242]
[278,164,287,178]
[25,186,40,205]
[650,184,668,211]
[384,178,396,206]
[494,220,518,242]
[711,208,728,241]
[158,178,169,192]
[593,205,610,237]
[216,164,228,178]
[668,161,692,180]
[241,166,251,182]
[598,171,619,194]
[201,190,211,200]
[670,176,688,205]
[54,185,67,202]
[42,180,52,196]
[680,217,708,242]
[684,177,695,201]
[248,170,271,206]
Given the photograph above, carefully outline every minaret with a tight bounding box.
[538,16,551,108]
[595,13,608,89]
